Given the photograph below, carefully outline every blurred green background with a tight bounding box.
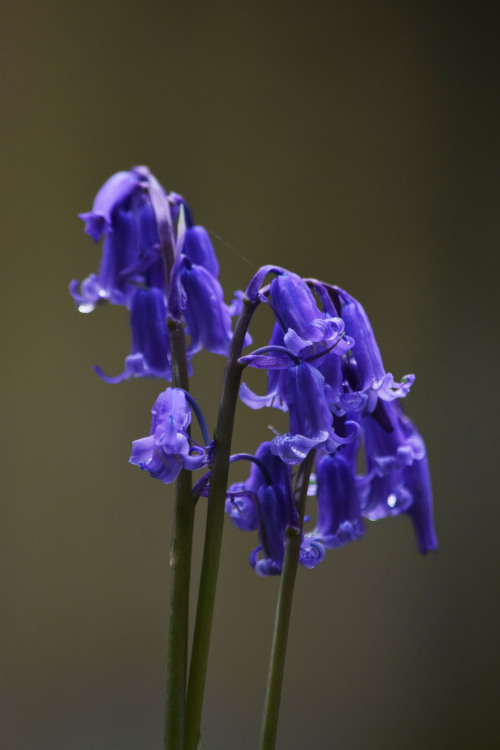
[2,1,498,748]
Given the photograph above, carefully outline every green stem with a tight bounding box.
[184,297,258,750]
[164,319,194,750]
[258,451,315,750]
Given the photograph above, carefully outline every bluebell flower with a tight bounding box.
[71,169,162,312]
[95,287,171,383]
[268,272,347,358]
[225,442,325,575]
[313,282,415,410]
[70,208,143,311]
[359,401,438,553]
[270,362,357,465]
[341,298,414,405]
[180,258,234,357]
[130,388,207,483]
[239,272,351,411]
[311,443,365,549]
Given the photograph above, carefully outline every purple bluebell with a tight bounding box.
[310,446,365,549]
[268,272,348,359]
[70,209,143,311]
[239,273,352,412]
[225,442,325,575]
[71,169,161,312]
[180,258,234,357]
[342,299,414,404]
[129,388,207,484]
[270,362,358,465]
[359,401,437,553]
[225,442,289,534]
[95,287,171,383]
[330,286,414,409]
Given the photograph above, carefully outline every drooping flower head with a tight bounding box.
[231,266,437,561]
[71,167,246,382]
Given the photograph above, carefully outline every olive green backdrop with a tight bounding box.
[2,1,498,748]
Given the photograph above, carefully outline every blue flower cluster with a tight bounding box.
[71,169,437,578]
[226,271,437,575]
[70,168,240,382]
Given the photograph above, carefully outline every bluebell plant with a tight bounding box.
[71,167,437,750]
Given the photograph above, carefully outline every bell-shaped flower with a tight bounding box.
[70,209,142,311]
[340,295,414,405]
[225,441,289,533]
[129,388,207,484]
[95,287,171,383]
[226,442,325,576]
[311,447,365,549]
[270,362,358,465]
[269,272,348,358]
[71,169,162,312]
[180,258,234,356]
[401,453,438,554]
[249,483,292,576]
[360,401,438,553]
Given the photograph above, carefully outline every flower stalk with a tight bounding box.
[184,296,259,750]
[258,450,315,750]
[164,317,194,750]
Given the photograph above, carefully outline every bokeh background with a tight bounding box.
[2,1,498,748]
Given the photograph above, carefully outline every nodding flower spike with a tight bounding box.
[232,267,437,558]
[72,167,246,380]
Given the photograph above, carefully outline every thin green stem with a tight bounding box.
[258,451,315,750]
[184,297,258,750]
[164,318,194,750]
